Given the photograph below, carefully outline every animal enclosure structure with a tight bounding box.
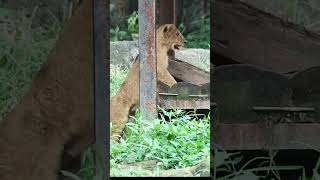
[212,0,320,150]
[94,0,210,178]
[93,0,108,178]
[137,0,210,121]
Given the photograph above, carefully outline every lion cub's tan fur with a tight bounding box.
[111,24,186,138]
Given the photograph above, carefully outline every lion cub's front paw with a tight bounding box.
[168,80,177,88]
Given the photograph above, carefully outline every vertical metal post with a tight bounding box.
[159,0,176,25]
[139,0,157,121]
[93,0,108,179]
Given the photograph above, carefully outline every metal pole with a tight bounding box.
[139,0,157,121]
[93,0,108,179]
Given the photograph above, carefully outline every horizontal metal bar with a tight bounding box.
[188,114,208,117]
[158,93,209,98]
[158,92,178,96]
[189,94,209,98]
[252,106,315,112]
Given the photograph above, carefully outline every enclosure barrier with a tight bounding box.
[138,0,157,121]
[93,0,108,178]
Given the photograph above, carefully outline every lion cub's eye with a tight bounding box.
[176,32,179,36]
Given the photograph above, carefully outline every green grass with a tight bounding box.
[110,108,210,177]
[108,45,211,177]
[0,7,61,120]
[110,64,129,97]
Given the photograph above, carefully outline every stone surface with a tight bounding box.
[110,41,139,67]
[110,41,210,71]
[175,48,210,71]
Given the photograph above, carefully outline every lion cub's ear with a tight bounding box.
[163,25,169,33]
[163,24,175,33]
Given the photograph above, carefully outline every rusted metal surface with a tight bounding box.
[213,123,320,150]
[139,0,157,121]
[159,0,176,25]
[93,0,108,178]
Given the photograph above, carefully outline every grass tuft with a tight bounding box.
[110,64,129,97]
[0,7,61,120]
[110,108,210,176]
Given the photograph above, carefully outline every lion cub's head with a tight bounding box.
[156,24,187,50]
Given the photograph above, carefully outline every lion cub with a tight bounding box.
[111,24,186,139]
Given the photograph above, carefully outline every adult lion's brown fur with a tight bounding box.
[0,0,94,179]
[110,24,186,138]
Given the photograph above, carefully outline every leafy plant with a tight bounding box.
[127,11,139,35]
[110,108,210,176]
[180,15,210,49]
[212,149,320,180]
[77,147,95,180]
[110,26,129,42]
[110,11,139,42]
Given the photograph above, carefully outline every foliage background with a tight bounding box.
[110,0,211,49]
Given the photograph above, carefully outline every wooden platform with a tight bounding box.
[158,57,210,110]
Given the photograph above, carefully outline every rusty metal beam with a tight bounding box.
[139,0,157,121]
[159,0,176,25]
[252,106,315,112]
[93,0,108,178]
[213,123,320,150]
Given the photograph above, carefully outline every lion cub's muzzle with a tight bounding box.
[174,40,187,50]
